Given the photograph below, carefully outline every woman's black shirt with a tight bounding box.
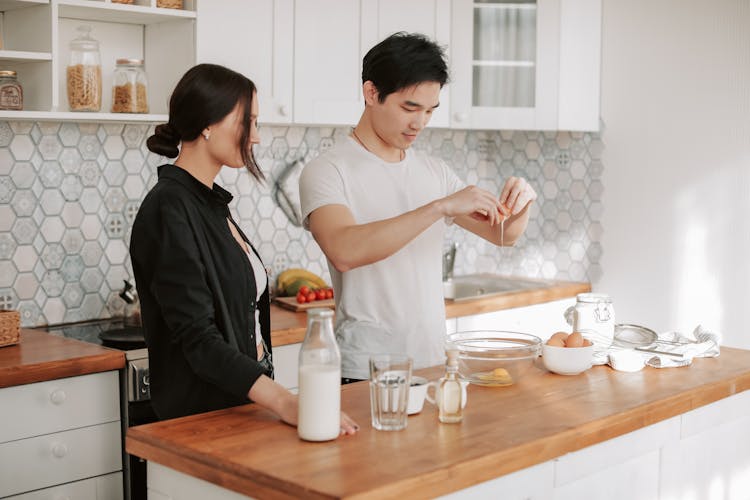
[130,164,272,420]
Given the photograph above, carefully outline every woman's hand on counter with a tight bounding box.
[340,411,359,435]
[248,375,359,435]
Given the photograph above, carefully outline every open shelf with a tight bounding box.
[0,109,167,122]
[0,49,52,62]
[0,0,47,12]
[57,0,195,24]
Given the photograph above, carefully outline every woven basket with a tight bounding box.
[157,0,183,9]
[0,310,20,348]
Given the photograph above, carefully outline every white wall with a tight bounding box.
[599,0,750,348]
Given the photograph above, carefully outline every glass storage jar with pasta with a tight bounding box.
[111,59,148,113]
[67,25,102,112]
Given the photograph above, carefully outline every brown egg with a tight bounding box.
[582,339,593,347]
[550,331,569,343]
[566,331,584,348]
[546,337,565,347]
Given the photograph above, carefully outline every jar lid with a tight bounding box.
[116,58,145,66]
[0,70,17,77]
[70,25,100,51]
[306,308,333,318]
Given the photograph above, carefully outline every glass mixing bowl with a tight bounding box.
[447,330,542,387]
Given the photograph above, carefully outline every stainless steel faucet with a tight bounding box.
[442,242,458,282]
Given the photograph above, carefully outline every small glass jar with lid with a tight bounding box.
[66,25,102,111]
[0,70,23,110]
[111,59,149,113]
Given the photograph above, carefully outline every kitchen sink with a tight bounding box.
[443,273,553,301]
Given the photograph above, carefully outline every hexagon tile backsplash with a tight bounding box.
[0,121,604,327]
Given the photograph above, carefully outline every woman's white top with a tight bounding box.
[245,248,267,347]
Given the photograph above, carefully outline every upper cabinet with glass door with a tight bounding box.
[451,0,601,131]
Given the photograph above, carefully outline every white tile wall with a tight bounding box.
[0,122,604,326]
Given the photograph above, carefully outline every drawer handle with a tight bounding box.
[51,442,68,458]
[50,389,67,405]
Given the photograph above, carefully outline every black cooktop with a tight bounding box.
[38,318,145,350]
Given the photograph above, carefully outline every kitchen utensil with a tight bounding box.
[447,331,541,387]
[612,323,657,347]
[272,159,304,227]
[98,326,145,350]
[542,343,594,375]
[634,346,684,358]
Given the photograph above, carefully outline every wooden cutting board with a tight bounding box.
[273,296,335,312]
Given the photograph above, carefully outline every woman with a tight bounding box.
[130,63,357,433]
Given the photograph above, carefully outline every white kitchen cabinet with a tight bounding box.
[455,298,575,336]
[0,0,196,122]
[450,0,601,131]
[5,471,123,500]
[293,0,453,127]
[196,0,293,124]
[0,371,122,498]
[370,0,452,128]
[273,341,301,391]
[293,0,371,126]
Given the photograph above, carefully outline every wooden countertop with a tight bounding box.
[0,329,126,389]
[127,347,750,499]
[270,279,591,347]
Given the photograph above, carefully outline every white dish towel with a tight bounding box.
[592,325,721,370]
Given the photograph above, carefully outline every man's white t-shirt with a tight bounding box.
[299,137,465,379]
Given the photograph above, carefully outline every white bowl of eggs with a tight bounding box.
[542,331,594,375]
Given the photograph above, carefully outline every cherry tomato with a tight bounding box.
[299,285,309,295]
[306,291,316,302]
[296,292,306,304]
[325,289,333,299]
[315,289,326,301]
[329,288,334,298]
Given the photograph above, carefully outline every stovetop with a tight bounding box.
[36,318,148,360]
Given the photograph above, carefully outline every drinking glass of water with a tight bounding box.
[369,354,412,431]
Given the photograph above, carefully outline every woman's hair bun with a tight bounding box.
[146,123,181,158]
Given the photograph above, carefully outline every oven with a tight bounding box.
[122,348,157,500]
[40,319,157,500]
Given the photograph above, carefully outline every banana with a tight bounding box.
[276,268,327,296]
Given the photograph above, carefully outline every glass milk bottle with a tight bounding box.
[438,348,463,424]
[297,308,341,441]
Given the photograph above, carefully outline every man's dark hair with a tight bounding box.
[362,32,449,103]
[147,63,263,180]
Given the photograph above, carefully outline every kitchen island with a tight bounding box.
[127,347,750,499]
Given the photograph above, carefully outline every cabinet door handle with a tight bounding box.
[51,442,68,458]
[50,389,67,405]
[279,104,289,117]
[453,112,468,123]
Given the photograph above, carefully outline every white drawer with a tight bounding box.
[5,471,123,500]
[0,371,120,443]
[0,421,122,498]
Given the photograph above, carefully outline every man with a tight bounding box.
[299,33,537,381]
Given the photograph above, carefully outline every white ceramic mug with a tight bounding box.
[407,376,429,415]
[425,379,469,409]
